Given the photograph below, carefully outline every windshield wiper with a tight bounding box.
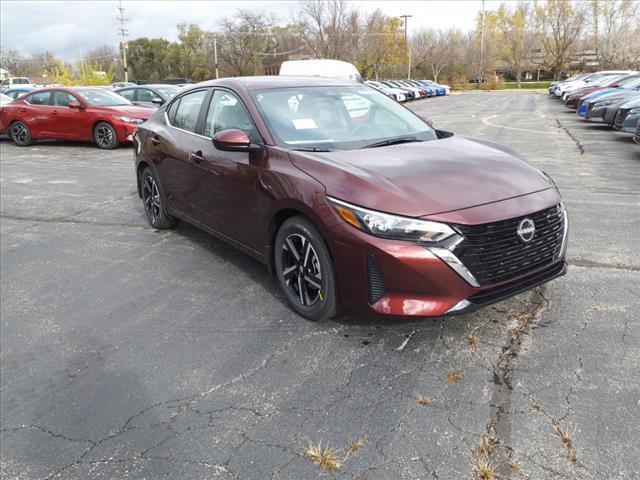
[292,147,335,152]
[360,136,421,149]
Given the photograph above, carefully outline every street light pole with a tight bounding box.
[400,14,412,79]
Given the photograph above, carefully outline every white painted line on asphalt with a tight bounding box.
[481,113,560,135]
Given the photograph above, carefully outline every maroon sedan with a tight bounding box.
[134,76,568,321]
[0,87,155,149]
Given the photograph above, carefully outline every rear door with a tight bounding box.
[20,91,54,136]
[148,88,209,217]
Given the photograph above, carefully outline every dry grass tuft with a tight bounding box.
[508,461,520,470]
[346,437,367,456]
[416,394,432,407]
[551,418,578,466]
[305,441,342,472]
[473,457,497,480]
[478,435,497,458]
[445,370,465,384]
[531,399,544,412]
[466,334,479,349]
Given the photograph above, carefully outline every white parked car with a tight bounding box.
[280,59,363,83]
[0,77,38,90]
[555,70,636,99]
[365,80,407,102]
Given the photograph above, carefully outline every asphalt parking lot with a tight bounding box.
[1,91,639,479]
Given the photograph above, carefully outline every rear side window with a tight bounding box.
[26,92,51,105]
[117,88,136,101]
[171,90,207,133]
[16,78,30,84]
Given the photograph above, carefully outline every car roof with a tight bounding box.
[193,75,356,91]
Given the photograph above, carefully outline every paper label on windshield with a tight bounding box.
[292,118,317,129]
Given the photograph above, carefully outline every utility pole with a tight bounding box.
[213,33,219,79]
[479,0,485,87]
[116,0,129,82]
[400,14,412,79]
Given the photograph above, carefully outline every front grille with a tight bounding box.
[366,252,386,304]
[454,205,565,286]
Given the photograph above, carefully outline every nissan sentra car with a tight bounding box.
[133,76,568,321]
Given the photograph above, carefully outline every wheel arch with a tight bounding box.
[264,200,334,276]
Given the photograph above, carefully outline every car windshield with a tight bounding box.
[154,85,180,98]
[75,88,132,106]
[251,86,438,150]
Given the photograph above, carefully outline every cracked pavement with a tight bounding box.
[1,91,639,479]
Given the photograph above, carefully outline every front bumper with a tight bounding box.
[326,189,567,317]
[113,121,145,143]
[586,105,618,124]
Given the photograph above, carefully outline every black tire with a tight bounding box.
[10,121,33,147]
[140,167,177,229]
[94,122,119,149]
[274,216,337,321]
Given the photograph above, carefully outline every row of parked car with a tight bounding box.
[549,70,640,144]
[0,73,452,149]
[365,79,451,102]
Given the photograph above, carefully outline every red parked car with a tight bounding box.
[134,76,568,321]
[0,87,155,149]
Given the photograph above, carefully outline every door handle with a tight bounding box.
[190,151,205,164]
[150,135,161,146]
[19,108,27,113]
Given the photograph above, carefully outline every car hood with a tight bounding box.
[588,90,640,104]
[96,105,156,118]
[620,97,640,109]
[289,135,553,217]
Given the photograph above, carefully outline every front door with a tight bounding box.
[191,89,261,250]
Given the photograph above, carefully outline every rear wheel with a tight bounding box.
[274,216,337,321]
[94,122,119,149]
[141,168,177,229]
[10,121,33,146]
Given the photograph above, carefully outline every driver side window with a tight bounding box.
[203,90,256,141]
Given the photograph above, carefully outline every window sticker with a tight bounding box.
[291,118,317,129]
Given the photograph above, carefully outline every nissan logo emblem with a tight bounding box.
[517,218,535,243]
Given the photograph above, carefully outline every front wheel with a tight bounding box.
[10,121,33,146]
[274,216,337,321]
[94,122,119,149]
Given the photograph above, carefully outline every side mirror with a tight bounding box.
[212,129,256,152]
[151,97,164,105]
[68,101,83,109]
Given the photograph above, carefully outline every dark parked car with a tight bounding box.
[161,77,193,85]
[115,84,181,108]
[134,76,568,321]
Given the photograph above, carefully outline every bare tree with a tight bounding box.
[218,10,278,77]
[591,0,640,69]
[412,28,464,83]
[535,0,586,79]
[295,0,360,60]
[0,47,28,76]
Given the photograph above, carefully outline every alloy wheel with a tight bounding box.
[95,125,114,148]
[142,176,161,224]
[11,123,29,144]
[281,233,323,306]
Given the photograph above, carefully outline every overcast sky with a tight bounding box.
[1,0,501,60]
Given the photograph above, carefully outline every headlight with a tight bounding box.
[328,197,456,244]
[594,98,621,108]
[113,115,144,124]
